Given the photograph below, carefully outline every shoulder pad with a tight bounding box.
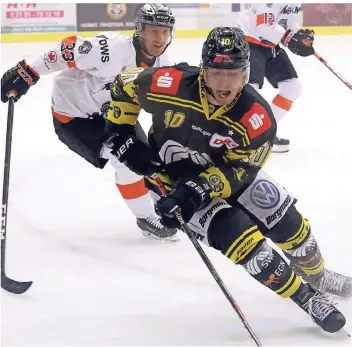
[111,67,145,103]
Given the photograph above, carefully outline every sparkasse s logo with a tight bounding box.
[157,73,173,88]
[150,68,182,95]
[240,103,272,139]
[248,113,264,130]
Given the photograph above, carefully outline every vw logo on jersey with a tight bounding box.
[250,179,280,209]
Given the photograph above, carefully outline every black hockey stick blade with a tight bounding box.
[1,273,32,294]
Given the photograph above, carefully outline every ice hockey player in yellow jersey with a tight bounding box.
[104,27,350,333]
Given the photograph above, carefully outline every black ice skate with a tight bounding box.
[272,135,290,153]
[292,283,346,333]
[136,215,179,242]
[292,266,352,299]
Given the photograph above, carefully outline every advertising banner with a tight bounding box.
[303,4,352,26]
[76,3,144,32]
[1,3,76,33]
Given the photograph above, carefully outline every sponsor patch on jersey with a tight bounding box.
[112,105,121,119]
[78,40,92,54]
[240,103,272,139]
[98,37,110,63]
[46,51,57,63]
[150,68,182,95]
[192,125,211,137]
[281,5,301,15]
[250,179,280,209]
[208,174,224,193]
[209,133,239,149]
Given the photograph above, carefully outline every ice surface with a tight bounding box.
[1,35,352,346]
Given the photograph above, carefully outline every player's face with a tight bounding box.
[204,68,245,106]
[139,25,171,57]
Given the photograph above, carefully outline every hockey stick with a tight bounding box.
[151,173,262,346]
[314,51,352,90]
[1,92,33,294]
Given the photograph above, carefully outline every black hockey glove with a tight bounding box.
[281,29,315,57]
[156,177,212,229]
[1,60,40,103]
[104,133,163,176]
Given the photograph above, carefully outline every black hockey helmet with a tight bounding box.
[135,4,175,33]
[134,4,175,57]
[202,27,250,71]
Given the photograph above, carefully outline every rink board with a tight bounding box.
[2,26,352,44]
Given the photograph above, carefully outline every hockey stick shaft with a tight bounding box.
[314,51,352,90]
[1,95,15,270]
[151,174,262,346]
[1,92,32,294]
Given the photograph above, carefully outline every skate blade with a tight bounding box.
[272,145,289,153]
[141,230,180,243]
[339,328,351,338]
[325,292,352,302]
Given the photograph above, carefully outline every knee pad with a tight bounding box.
[268,206,310,251]
[277,78,302,102]
[223,225,265,265]
[269,206,325,277]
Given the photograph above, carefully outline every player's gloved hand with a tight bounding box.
[1,60,40,103]
[105,134,163,176]
[156,177,212,229]
[281,29,315,57]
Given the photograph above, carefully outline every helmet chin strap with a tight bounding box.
[205,85,216,101]
[200,70,216,99]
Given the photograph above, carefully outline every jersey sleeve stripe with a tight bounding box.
[245,36,276,48]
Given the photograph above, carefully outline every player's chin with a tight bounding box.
[150,44,165,56]
[214,90,237,105]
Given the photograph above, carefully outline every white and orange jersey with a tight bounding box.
[239,3,302,48]
[29,32,175,121]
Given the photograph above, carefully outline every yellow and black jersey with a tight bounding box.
[106,63,277,199]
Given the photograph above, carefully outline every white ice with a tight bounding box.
[1,35,352,346]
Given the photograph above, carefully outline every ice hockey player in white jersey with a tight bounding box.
[1,4,179,242]
[240,4,315,152]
